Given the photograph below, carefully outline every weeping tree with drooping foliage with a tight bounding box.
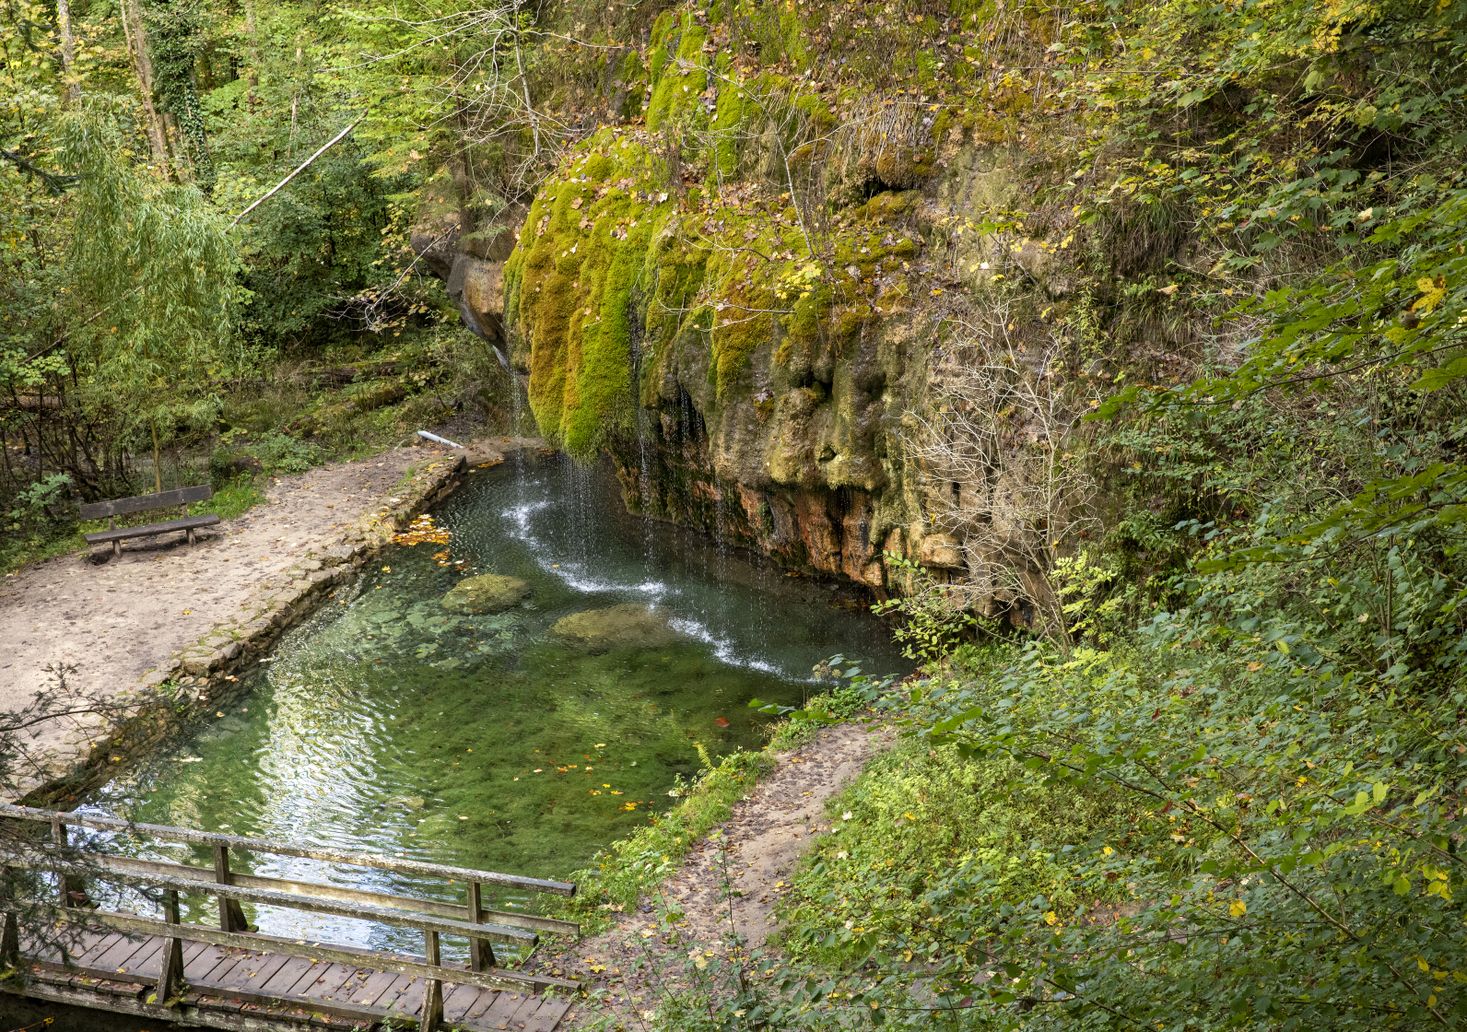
[59,104,240,494]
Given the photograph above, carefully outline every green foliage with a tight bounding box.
[1051,548,1134,648]
[1074,0,1467,573]
[209,430,320,481]
[143,0,216,190]
[870,554,978,663]
[4,472,74,533]
[192,476,265,519]
[60,106,240,459]
[0,474,84,575]
[243,432,326,476]
[780,740,1131,970]
[901,547,1467,1025]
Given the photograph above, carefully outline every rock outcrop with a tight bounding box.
[441,572,532,614]
[548,603,683,653]
[409,5,1110,616]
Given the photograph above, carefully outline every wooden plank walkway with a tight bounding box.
[10,927,573,1031]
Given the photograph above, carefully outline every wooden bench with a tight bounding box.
[79,485,220,558]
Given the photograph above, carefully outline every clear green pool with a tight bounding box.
[80,455,900,949]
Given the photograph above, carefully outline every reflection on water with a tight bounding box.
[81,454,900,950]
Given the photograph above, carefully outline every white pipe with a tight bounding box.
[417,430,465,449]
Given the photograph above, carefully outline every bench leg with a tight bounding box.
[187,528,195,545]
[112,540,121,559]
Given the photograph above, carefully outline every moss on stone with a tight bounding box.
[504,129,678,458]
[858,190,919,224]
[646,10,710,132]
[709,53,753,181]
[503,14,947,458]
[441,573,532,614]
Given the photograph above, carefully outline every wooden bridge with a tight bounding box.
[0,803,580,1031]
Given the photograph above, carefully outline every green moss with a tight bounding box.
[504,12,948,457]
[708,53,753,181]
[505,129,678,458]
[857,189,919,224]
[646,11,710,132]
[616,49,648,121]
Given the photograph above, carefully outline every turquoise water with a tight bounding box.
[79,455,899,950]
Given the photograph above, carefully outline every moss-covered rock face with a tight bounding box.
[503,130,678,458]
[487,1,1081,603]
[440,573,532,614]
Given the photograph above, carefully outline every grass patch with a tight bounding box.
[555,747,777,935]
[0,528,87,578]
[192,476,267,519]
[552,680,886,936]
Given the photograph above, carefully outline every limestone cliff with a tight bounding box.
[415,1,1154,612]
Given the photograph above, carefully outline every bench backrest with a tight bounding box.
[79,484,213,520]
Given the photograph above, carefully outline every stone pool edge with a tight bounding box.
[19,451,474,806]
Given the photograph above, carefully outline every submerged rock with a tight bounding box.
[548,603,682,652]
[440,573,532,614]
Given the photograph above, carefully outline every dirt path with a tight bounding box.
[556,721,894,1028]
[0,444,472,798]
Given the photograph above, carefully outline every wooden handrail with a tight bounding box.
[1,849,537,945]
[46,849,578,936]
[0,801,581,1017]
[0,803,575,895]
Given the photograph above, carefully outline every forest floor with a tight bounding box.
[0,440,495,798]
[554,720,894,1028]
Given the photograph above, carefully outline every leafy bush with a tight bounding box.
[210,431,324,481]
[870,555,979,663]
[0,473,83,574]
[3,472,73,534]
[779,740,1132,970]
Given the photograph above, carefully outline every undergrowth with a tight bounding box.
[555,747,776,936]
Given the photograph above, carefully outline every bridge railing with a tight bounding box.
[0,802,579,1029]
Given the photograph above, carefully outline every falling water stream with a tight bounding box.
[77,453,900,953]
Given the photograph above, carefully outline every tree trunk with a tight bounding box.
[150,422,162,494]
[119,0,173,175]
[242,0,260,105]
[56,0,81,106]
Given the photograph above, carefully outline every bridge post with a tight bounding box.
[1,888,19,972]
[212,844,251,932]
[50,820,89,908]
[466,880,496,972]
[0,912,17,972]
[420,929,443,1032]
[157,888,185,1005]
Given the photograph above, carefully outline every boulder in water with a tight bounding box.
[549,603,682,653]
[441,573,532,614]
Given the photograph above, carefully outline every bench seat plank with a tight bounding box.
[84,514,220,544]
